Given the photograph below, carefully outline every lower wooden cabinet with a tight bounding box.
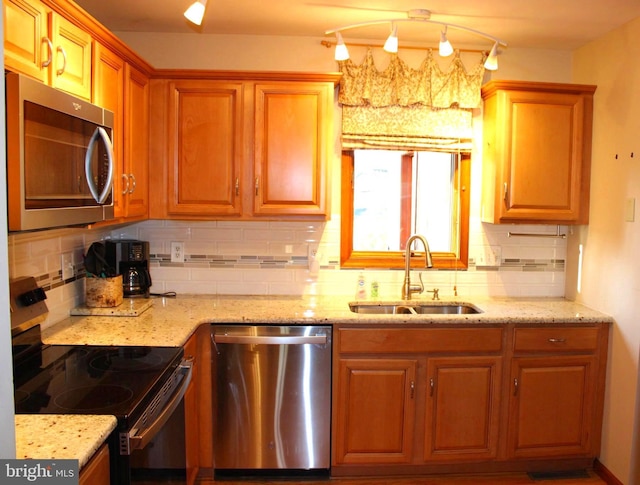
[332,323,608,475]
[335,358,417,464]
[424,356,502,462]
[183,324,214,483]
[79,443,110,485]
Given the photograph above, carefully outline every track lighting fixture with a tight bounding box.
[484,42,499,70]
[439,27,453,57]
[326,9,507,69]
[184,0,208,26]
[334,32,350,61]
[383,24,398,53]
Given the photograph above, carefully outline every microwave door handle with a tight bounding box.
[85,127,114,204]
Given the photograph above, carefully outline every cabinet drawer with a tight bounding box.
[513,327,600,352]
[339,327,503,354]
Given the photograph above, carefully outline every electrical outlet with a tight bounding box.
[171,242,184,263]
[61,252,74,281]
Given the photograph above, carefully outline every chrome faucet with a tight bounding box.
[401,234,433,300]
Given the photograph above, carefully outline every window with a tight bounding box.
[341,150,470,269]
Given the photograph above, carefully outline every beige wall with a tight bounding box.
[572,16,640,484]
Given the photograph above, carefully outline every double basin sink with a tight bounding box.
[349,301,482,315]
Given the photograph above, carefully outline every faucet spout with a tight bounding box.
[401,234,433,300]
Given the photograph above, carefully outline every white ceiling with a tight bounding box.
[73,0,640,51]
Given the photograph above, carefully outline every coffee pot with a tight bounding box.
[105,240,152,297]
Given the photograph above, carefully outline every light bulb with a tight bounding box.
[184,0,207,26]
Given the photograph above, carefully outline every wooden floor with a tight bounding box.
[138,470,609,485]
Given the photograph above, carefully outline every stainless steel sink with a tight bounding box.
[349,302,482,315]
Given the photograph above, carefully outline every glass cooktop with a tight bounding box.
[13,344,183,420]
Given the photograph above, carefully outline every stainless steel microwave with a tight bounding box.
[5,72,115,232]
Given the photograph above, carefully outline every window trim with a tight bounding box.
[340,150,470,270]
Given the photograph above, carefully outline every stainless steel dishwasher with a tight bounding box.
[212,325,332,475]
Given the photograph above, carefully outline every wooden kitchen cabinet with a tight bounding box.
[165,79,244,217]
[183,324,214,483]
[506,325,608,459]
[149,73,339,220]
[93,46,149,222]
[481,80,597,224]
[122,64,150,220]
[4,0,92,99]
[424,356,502,462]
[78,443,110,485]
[253,82,333,216]
[333,326,504,470]
[334,358,417,464]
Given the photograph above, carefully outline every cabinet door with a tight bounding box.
[4,0,49,82]
[123,64,150,219]
[92,43,125,217]
[253,82,332,217]
[507,355,597,458]
[334,358,417,465]
[501,90,586,222]
[167,80,243,216]
[424,356,502,462]
[49,12,92,99]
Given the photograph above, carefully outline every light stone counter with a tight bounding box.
[14,415,117,468]
[42,295,614,348]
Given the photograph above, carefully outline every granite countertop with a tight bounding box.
[42,295,614,348]
[14,415,117,469]
[26,294,613,468]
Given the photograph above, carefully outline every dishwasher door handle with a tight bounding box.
[213,334,327,345]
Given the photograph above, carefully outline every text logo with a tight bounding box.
[0,460,78,484]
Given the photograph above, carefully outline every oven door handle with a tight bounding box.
[128,357,194,451]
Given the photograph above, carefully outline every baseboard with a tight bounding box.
[594,459,624,485]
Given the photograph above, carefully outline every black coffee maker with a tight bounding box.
[105,240,152,298]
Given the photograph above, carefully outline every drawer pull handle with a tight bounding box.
[429,378,434,397]
[514,377,519,396]
[410,380,415,399]
[548,338,566,343]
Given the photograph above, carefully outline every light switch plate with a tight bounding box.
[625,198,635,222]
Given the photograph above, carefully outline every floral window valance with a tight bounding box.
[338,49,485,152]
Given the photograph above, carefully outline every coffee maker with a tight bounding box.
[105,240,152,298]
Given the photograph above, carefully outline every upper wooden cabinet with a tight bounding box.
[164,79,244,217]
[254,82,333,216]
[93,44,149,222]
[149,73,338,221]
[481,81,597,224]
[4,0,92,99]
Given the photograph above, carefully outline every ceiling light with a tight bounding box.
[439,27,454,57]
[325,10,507,69]
[184,0,208,26]
[383,24,398,53]
[334,32,350,61]
[484,43,499,71]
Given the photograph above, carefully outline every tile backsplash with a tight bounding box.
[7,218,568,329]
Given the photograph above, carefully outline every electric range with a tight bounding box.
[10,277,192,485]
